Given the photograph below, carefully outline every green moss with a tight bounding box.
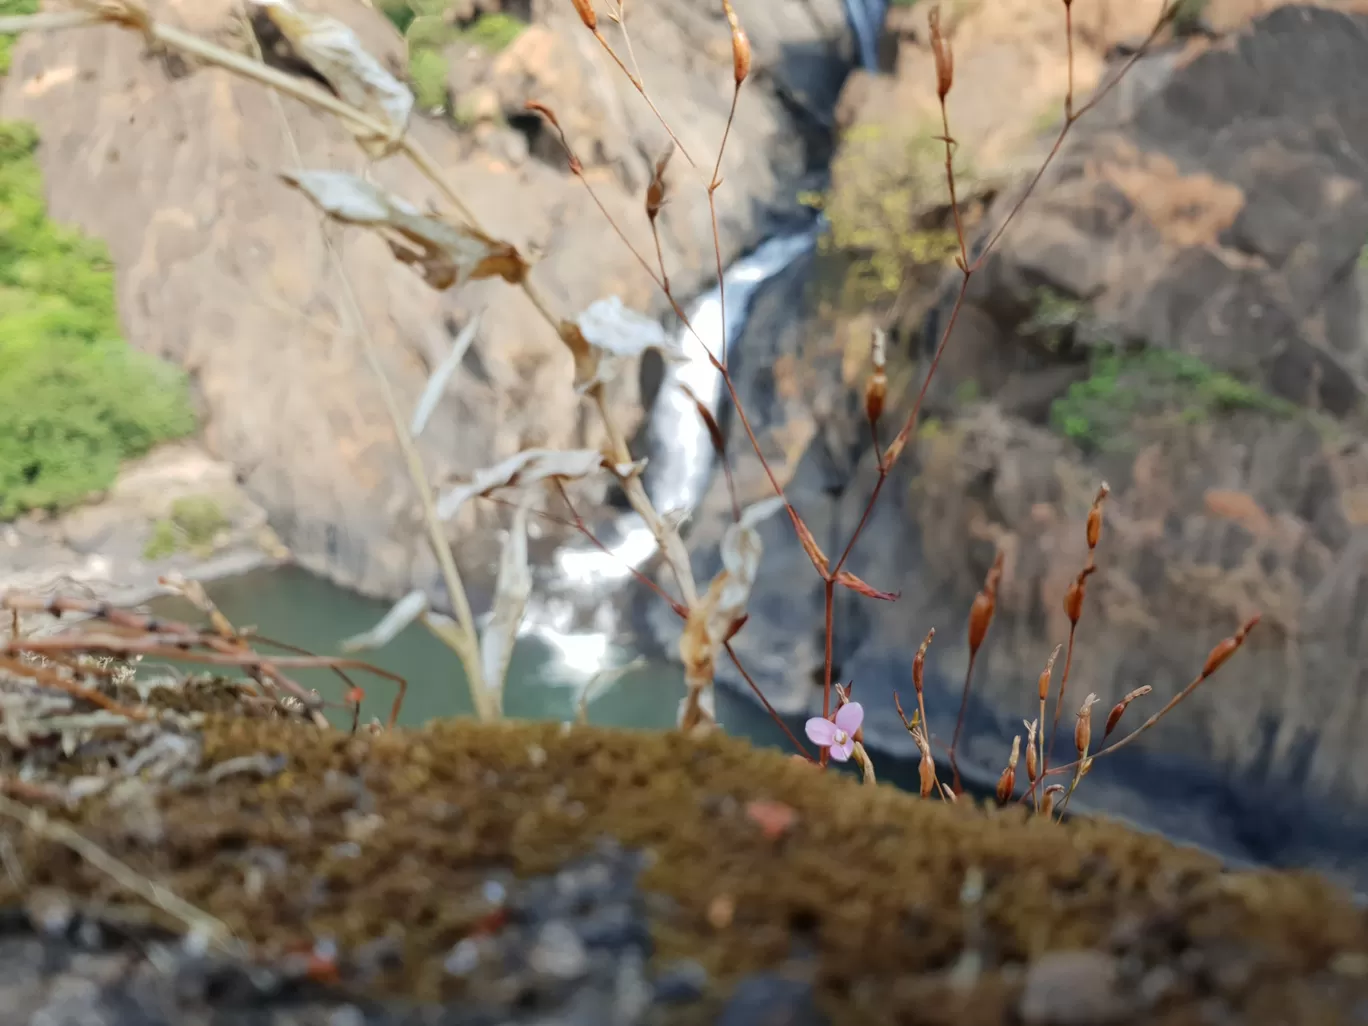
[408,45,449,110]
[458,12,525,52]
[142,518,181,561]
[6,708,1366,1024]
[0,121,195,519]
[0,0,37,76]
[1050,347,1298,454]
[143,496,229,560]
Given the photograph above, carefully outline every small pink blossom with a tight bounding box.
[804,702,864,762]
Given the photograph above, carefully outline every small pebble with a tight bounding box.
[653,959,709,1004]
[482,879,507,905]
[717,973,827,1026]
[529,921,590,981]
[1020,950,1126,1025]
[444,938,480,977]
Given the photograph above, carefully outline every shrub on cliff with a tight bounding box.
[0,119,195,519]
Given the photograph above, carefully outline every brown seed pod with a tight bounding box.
[1086,483,1110,550]
[1074,693,1099,756]
[571,0,597,31]
[721,0,752,85]
[1103,685,1152,739]
[928,5,954,100]
[913,629,934,695]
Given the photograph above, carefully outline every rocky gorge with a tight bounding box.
[3,0,1368,901]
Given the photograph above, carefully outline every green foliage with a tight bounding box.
[143,495,229,560]
[1050,347,1297,454]
[408,46,449,110]
[387,4,525,114]
[824,122,962,306]
[0,120,195,519]
[459,12,525,52]
[0,0,37,76]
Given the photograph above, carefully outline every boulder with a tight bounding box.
[0,0,855,599]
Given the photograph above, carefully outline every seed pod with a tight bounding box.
[721,0,752,85]
[968,551,1004,656]
[928,6,954,101]
[995,764,1015,806]
[1074,693,1099,756]
[1103,685,1151,739]
[995,735,1021,806]
[919,748,937,799]
[1063,565,1095,626]
[571,0,597,31]
[865,329,888,425]
[1038,645,1061,702]
[1023,719,1039,782]
[913,629,934,695]
[1041,784,1065,818]
[1202,614,1260,678]
[645,144,673,222]
[1086,483,1109,550]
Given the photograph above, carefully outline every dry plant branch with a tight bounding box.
[0,793,239,953]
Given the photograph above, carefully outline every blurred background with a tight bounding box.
[2,0,1368,889]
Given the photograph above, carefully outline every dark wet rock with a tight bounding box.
[716,973,827,1026]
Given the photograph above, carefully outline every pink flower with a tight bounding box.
[805,702,864,762]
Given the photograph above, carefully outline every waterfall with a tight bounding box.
[845,0,887,72]
[519,0,885,681]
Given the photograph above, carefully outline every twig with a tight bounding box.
[0,793,240,954]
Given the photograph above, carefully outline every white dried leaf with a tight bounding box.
[411,314,481,438]
[676,496,784,730]
[341,589,429,651]
[480,497,533,697]
[436,448,607,521]
[251,0,413,156]
[573,297,686,392]
[281,171,526,290]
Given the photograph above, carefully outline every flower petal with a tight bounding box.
[829,738,854,762]
[835,701,864,737]
[805,716,838,747]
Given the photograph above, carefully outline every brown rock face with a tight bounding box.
[678,5,1368,888]
[0,0,854,599]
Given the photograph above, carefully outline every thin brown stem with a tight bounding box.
[1044,623,1079,779]
[589,28,698,168]
[724,641,813,760]
[947,649,978,793]
[710,83,741,369]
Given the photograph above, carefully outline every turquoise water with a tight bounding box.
[144,564,803,749]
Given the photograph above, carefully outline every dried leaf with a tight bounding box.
[281,171,527,289]
[480,497,533,698]
[572,296,685,392]
[436,448,608,521]
[835,570,899,601]
[411,314,481,437]
[251,0,413,156]
[341,589,428,651]
[677,496,784,728]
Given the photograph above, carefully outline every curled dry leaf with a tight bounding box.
[411,314,481,438]
[280,171,527,290]
[436,448,609,521]
[340,589,429,651]
[572,296,686,392]
[480,496,534,702]
[677,496,785,730]
[250,0,413,156]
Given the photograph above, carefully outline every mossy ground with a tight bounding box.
[2,676,1366,1024]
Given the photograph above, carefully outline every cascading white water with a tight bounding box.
[520,0,886,681]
